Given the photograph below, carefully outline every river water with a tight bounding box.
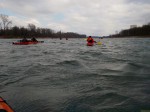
[0,38,150,112]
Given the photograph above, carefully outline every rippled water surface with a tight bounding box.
[0,38,150,112]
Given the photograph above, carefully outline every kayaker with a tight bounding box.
[87,36,96,43]
[31,37,38,42]
[21,37,29,42]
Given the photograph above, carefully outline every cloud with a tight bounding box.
[125,0,150,4]
[9,16,41,28]
[0,0,150,36]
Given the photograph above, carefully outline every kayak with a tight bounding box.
[87,42,94,46]
[0,97,14,112]
[12,41,44,45]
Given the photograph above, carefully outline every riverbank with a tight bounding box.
[110,36,150,38]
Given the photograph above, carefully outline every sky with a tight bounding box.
[0,0,150,36]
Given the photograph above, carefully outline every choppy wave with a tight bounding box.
[0,38,150,112]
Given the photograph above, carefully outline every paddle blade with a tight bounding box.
[97,42,102,45]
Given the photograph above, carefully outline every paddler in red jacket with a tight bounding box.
[87,36,96,43]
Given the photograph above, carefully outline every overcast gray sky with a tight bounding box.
[0,0,150,36]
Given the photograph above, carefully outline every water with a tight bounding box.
[0,38,150,112]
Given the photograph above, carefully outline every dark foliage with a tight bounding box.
[111,23,150,37]
[0,14,86,38]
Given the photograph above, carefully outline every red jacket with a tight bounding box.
[87,37,94,43]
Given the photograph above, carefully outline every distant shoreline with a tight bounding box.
[110,36,150,38]
[0,36,84,39]
[0,36,150,39]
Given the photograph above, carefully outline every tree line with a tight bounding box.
[0,14,86,38]
[111,23,150,37]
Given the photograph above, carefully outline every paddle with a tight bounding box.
[97,41,102,45]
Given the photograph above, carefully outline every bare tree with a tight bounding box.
[0,23,2,30]
[0,14,12,30]
[28,23,36,37]
[28,23,36,31]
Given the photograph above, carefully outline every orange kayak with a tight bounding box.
[0,97,14,112]
[87,42,94,46]
[12,41,44,45]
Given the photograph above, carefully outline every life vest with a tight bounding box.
[87,37,94,43]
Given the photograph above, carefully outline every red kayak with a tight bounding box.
[12,41,44,45]
[87,42,94,46]
[0,97,14,112]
